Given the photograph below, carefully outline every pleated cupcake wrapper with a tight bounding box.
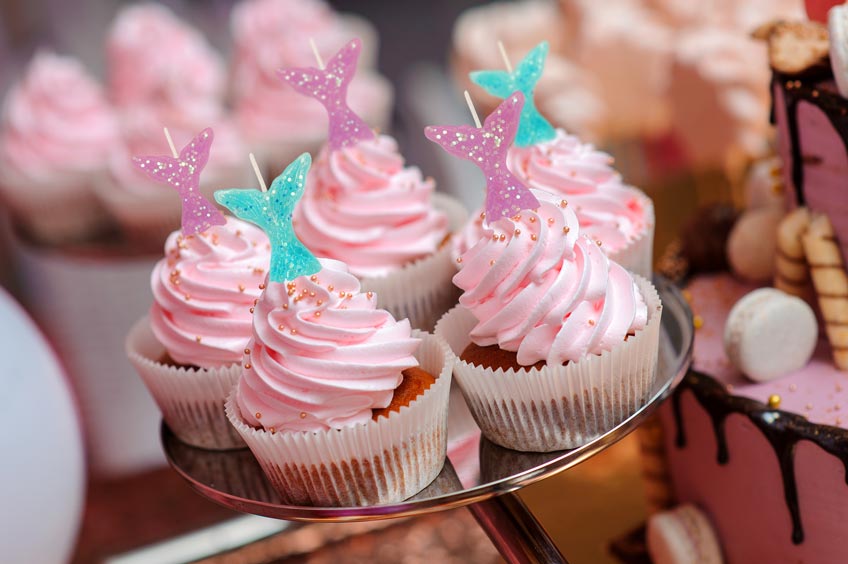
[360,193,468,332]
[435,275,662,452]
[126,316,246,450]
[225,330,453,507]
[607,190,655,280]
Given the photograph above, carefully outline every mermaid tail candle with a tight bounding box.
[132,127,227,235]
[425,92,540,221]
[470,41,556,148]
[277,39,374,151]
[215,153,321,283]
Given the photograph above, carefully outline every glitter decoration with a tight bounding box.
[132,128,227,235]
[214,153,321,283]
[425,92,540,220]
[277,38,374,151]
[470,41,556,147]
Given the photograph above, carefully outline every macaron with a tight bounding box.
[726,206,782,283]
[647,504,723,564]
[723,288,818,382]
[829,3,848,98]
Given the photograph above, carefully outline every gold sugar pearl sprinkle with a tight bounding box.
[693,315,704,329]
[768,394,781,409]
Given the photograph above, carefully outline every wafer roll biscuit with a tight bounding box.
[775,207,811,297]
[802,213,848,370]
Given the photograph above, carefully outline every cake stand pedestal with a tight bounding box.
[162,277,693,563]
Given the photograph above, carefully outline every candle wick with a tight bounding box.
[464,90,482,128]
[497,40,513,73]
[163,127,178,158]
[309,38,325,70]
[249,153,267,192]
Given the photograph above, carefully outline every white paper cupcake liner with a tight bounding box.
[226,330,453,507]
[435,275,662,452]
[360,192,468,332]
[126,316,245,450]
[608,189,655,280]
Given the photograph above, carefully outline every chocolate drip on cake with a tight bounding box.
[672,370,848,545]
[771,71,848,208]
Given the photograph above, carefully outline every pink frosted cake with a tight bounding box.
[651,11,848,562]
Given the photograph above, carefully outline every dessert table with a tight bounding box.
[162,276,693,563]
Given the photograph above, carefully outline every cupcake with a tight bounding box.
[0,51,119,244]
[215,153,451,506]
[427,93,661,452]
[437,190,662,452]
[126,129,269,450]
[278,39,467,331]
[96,3,247,247]
[464,41,655,277]
[230,0,392,176]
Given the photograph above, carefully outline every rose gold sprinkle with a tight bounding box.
[789,384,797,392]
[367,292,374,299]
[278,324,285,331]
[258,283,266,290]
[596,240,602,247]
[346,293,353,299]
[238,284,246,292]
[300,412,307,419]
[588,319,596,326]
[244,348,250,355]
[291,329,297,335]
[328,285,334,292]
[806,403,813,410]
[249,307,255,313]
[253,298,259,306]
[245,362,252,369]
[317,300,323,306]
[235,230,242,237]
[529,216,536,223]
[339,291,346,298]
[314,311,321,317]
[456,257,463,263]
[254,268,264,275]
[269,427,275,434]
[309,291,316,298]
[489,259,496,266]
[195,336,202,343]
[560,199,568,208]
[499,234,506,241]
[184,294,191,301]
[563,227,570,235]
[531,234,538,241]
[282,303,288,310]
[310,275,318,282]
[492,234,499,241]
[514,229,521,236]
[173,280,181,286]
[255,412,261,419]
[301,289,308,295]
[479,212,486,220]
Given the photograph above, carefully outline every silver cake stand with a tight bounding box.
[162,277,693,563]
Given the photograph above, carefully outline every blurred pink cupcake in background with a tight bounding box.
[96,3,247,248]
[0,51,118,245]
[230,0,393,175]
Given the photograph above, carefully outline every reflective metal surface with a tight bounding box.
[163,276,692,522]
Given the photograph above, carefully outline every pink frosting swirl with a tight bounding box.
[237,259,420,432]
[456,129,651,257]
[0,51,118,187]
[107,3,225,126]
[150,218,271,368]
[230,0,388,142]
[454,191,648,366]
[294,135,449,278]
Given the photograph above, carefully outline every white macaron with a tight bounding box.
[829,3,848,99]
[647,504,723,564]
[723,288,818,382]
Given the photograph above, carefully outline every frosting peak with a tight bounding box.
[294,135,449,278]
[150,218,271,368]
[237,259,420,432]
[454,191,647,365]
